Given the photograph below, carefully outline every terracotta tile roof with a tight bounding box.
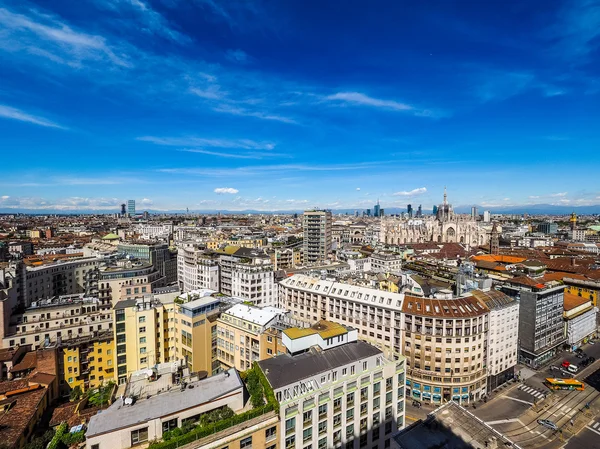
[49,402,78,427]
[11,352,36,372]
[0,386,47,448]
[471,254,527,264]
[563,292,592,312]
[402,295,489,317]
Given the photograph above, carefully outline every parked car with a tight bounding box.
[567,364,579,373]
[576,352,585,358]
[538,419,559,431]
[562,360,571,368]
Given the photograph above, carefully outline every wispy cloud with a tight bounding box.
[392,187,427,196]
[179,149,284,159]
[0,104,66,129]
[94,0,190,44]
[0,6,129,68]
[138,135,276,150]
[189,86,225,100]
[214,187,239,194]
[550,192,568,197]
[212,104,297,124]
[325,92,413,111]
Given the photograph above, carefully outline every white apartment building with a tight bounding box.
[471,290,519,390]
[369,252,403,274]
[177,242,220,292]
[564,293,596,348]
[219,249,275,307]
[2,295,112,349]
[279,274,405,354]
[134,222,173,241]
[258,322,406,449]
[231,264,277,307]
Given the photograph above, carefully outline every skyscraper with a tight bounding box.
[127,199,136,216]
[471,206,478,219]
[303,209,332,265]
[433,205,438,216]
[407,204,413,218]
[120,203,126,216]
[416,204,422,218]
[373,199,380,218]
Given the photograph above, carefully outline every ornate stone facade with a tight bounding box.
[380,189,490,247]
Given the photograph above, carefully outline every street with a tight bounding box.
[473,341,600,449]
[403,341,600,449]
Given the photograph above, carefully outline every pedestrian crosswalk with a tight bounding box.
[586,420,600,436]
[518,385,546,399]
[551,404,576,417]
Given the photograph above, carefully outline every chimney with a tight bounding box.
[571,257,576,267]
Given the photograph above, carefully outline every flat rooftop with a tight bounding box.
[283,320,348,340]
[223,304,284,326]
[258,340,381,390]
[86,368,242,437]
[393,401,521,449]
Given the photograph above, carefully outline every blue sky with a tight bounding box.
[1,0,599,212]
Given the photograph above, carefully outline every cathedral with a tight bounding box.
[380,189,490,247]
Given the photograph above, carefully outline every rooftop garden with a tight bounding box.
[148,364,278,449]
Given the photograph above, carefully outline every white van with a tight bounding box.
[567,364,579,373]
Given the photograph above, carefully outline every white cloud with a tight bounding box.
[550,192,568,197]
[212,104,297,124]
[0,7,129,67]
[529,195,540,199]
[138,135,275,150]
[0,104,66,129]
[189,85,225,100]
[392,187,427,197]
[325,92,413,111]
[140,198,153,206]
[1,195,9,200]
[503,198,510,201]
[214,187,239,194]
[356,187,361,191]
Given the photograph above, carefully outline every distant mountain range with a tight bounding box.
[1,203,600,216]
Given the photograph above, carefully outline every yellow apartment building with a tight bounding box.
[216,304,287,371]
[62,330,115,395]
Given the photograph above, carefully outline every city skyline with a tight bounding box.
[1,0,600,211]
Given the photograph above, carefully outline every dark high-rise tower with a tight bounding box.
[120,203,126,215]
[407,204,413,218]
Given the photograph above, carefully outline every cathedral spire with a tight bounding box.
[443,186,447,205]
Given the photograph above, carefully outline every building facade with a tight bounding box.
[401,295,489,405]
[259,324,405,449]
[279,274,405,355]
[303,210,333,265]
[503,283,566,368]
[381,190,489,247]
[471,290,519,390]
[177,242,220,292]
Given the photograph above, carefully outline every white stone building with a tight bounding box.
[279,274,405,354]
[563,293,596,348]
[177,242,220,292]
[258,321,406,449]
[380,190,489,246]
[471,290,519,390]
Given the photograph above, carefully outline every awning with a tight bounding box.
[422,392,431,398]
[462,394,469,399]
[412,391,421,397]
[452,395,460,400]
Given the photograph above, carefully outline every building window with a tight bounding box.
[303,427,312,442]
[286,417,296,434]
[240,436,253,449]
[162,418,177,433]
[267,336,273,343]
[363,361,368,371]
[140,347,147,354]
[139,337,146,344]
[131,428,148,445]
[139,327,146,333]
[266,426,277,441]
[139,316,146,323]
[285,435,295,449]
